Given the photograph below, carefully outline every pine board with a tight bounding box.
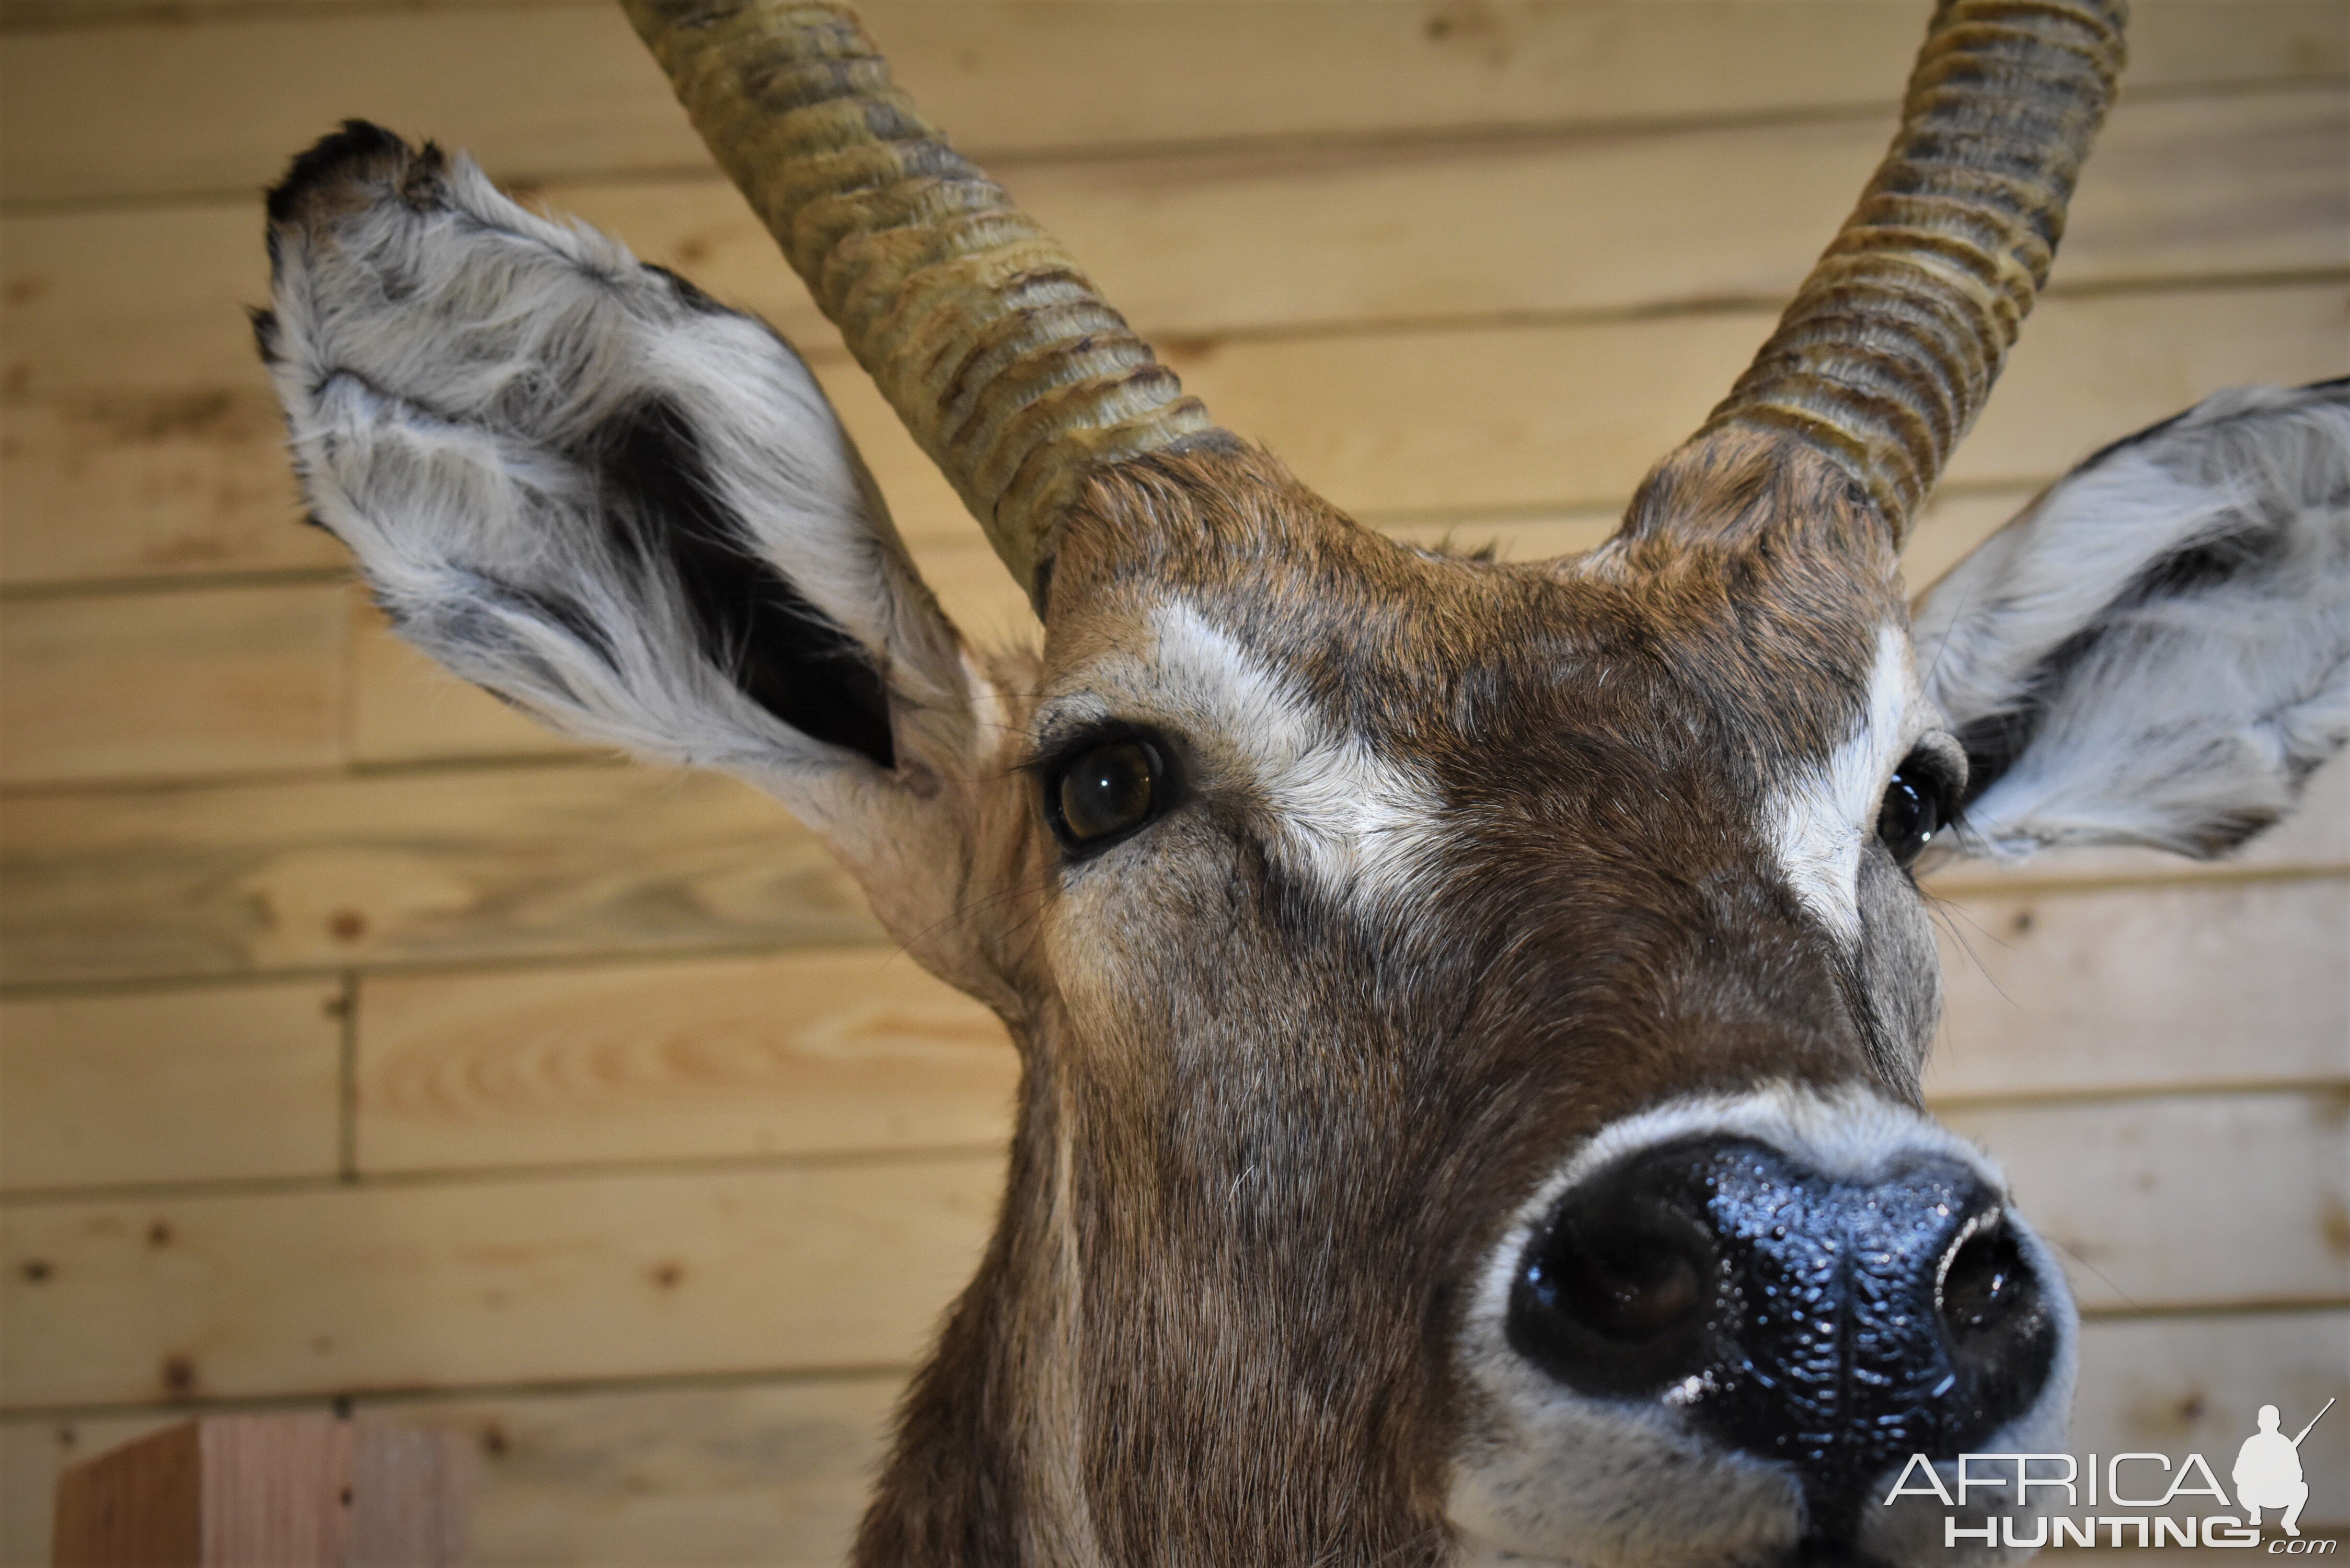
[1172,282,2350,523]
[0,1151,1004,1409]
[0,764,877,988]
[7,281,2340,592]
[0,582,347,786]
[5,869,2328,1195]
[0,1314,2337,1565]
[354,948,1014,1173]
[0,398,351,585]
[0,978,344,1192]
[5,718,2343,999]
[5,1,2341,206]
[1925,876,2350,1103]
[4,1092,2336,1408]
[1941,1089,2349,1314]
[2063,1310,2350,1533]
[10,86,2341,403]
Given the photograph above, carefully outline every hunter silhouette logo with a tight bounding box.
[2238,1400,2332,1538]
[1882,1395,2337,1551]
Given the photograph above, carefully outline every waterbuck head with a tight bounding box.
[255,0,2350,1561]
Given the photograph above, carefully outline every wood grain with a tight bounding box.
[0,764,876,988]
[2066,1310,2349,1531]
[1,979,343,1192]
[7,281,2339,592]
[4,1093,2334,1409]
[1171,283,2350,524]
[335,876,2348,1180]
[6,1,2340,206]
[50,1416,471,1567]
[11,87,2341,403]
[1925,875,2350,1103]
[0,583,346,786]
[5,1313,2334,1567]
[377,1377,896,1568]
[0,398,349,585]
[355,948,1015,1173]
[0,1152,1004,1407]
[1942,1089,2350,1312]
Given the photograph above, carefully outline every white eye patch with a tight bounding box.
[1762,622,1916,943]
[1041,599,1447,909]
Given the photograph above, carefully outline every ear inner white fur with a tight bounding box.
[257,124,971,775]
[1915,379,2350,859]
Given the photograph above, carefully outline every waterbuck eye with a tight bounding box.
[1050,737,1165,850]
[1876,758,1951,868]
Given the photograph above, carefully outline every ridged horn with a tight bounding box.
[618,0,1222,599]
[1697,0,2127,544]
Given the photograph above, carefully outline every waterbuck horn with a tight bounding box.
[1695,0,2128,542]
[619,0,1223,603]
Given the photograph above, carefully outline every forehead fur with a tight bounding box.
[1045,437,1906,779]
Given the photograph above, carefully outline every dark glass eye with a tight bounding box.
[1877,760,1950,867]
[1050,737,1164,849]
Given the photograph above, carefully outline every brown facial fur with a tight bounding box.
[859,436,1937,1566]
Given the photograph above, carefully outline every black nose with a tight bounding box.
[1507,1136,2060,1537]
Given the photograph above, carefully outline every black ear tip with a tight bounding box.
[248,305,281,364]
[264,120,418,227]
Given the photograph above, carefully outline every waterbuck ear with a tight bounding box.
[257,125,1010,981]
[1915,379,2350,860]
[257,124,976,778]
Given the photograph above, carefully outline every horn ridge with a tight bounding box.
[621,0,1223,598]
[1698,0,2127,541]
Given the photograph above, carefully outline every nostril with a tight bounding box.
[1536,1221,1705,1342]
[1507,1194,1719,1397]
[1936,1213,2030,1354]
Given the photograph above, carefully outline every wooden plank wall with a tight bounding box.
[2,1,2345,1561]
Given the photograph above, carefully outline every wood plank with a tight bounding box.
[11,86,2340,402]
[361,1309,2350,1547]
[354,948,1014,1173]
[0,1383,890,1568]
[1,1411,183,1568]
[0,397,349,585]
[4,1093,2332,1409]
[10,280,2339,590]
[559,84,2346,350]
[50,1416,471,1567]
[384,1378,895,1568]
[1,1313,2332,1567]
[344,593,584,767]
[2067,1309,2350,1532]
[1941,1089,2349,1313]
[7,1,2340,207]
[0,582,346,786]
[1,978,343,1192]
[1171,281,2350,524]
[0,764,877,988]
[0,1152,1002,1407]
[332,880,2339,1182]
[1926,875,2350,1103]
[9,626,2343,1001]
